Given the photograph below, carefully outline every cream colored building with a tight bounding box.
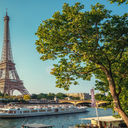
[66,93,91,100]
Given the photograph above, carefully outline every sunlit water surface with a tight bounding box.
[0,108,113,128]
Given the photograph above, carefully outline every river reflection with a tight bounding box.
[0,108,113,128]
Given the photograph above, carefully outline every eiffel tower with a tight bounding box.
[0,12,30,96]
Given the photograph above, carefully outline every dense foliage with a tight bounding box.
[35,2,128,125]
[31,92,79,100]
[108,0,128,4]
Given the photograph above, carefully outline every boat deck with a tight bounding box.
[22,123,53,128]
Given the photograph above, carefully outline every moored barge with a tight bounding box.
[0,104,87,118]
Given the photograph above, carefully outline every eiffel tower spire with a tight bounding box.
[1,10,13,62]
[0,12,30,96]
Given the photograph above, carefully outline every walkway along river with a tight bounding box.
[0,108,113,128]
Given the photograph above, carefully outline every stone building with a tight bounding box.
[66,93,91,100]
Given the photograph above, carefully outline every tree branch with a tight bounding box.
[77,68,101,74]
[117,78,123,96]
[111,48,124,64]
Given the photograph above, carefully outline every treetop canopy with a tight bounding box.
[36,2,128,90]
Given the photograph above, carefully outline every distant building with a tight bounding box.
[54,96,59,103]
[64,97,71,100]
[29,99,48,104]
[66,93,91,100]
[29,99,57,104]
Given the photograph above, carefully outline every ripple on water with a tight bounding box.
[0,108,113,128]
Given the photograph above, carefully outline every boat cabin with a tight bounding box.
[21,123,53,128]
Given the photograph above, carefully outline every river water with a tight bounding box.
[0,108,113,128]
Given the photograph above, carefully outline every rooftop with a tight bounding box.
[81,116,123,122]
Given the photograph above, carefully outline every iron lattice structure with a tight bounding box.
[0,12,30,96]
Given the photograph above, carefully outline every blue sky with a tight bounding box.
[0,0,127,95]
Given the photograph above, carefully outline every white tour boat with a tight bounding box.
[0,104,87,118]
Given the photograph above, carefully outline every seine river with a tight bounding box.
[0,108,112,128]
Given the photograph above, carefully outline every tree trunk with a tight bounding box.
[105,69,128,127]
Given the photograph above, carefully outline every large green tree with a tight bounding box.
[108,0,128,4]
[35,3,128,125]
[56,92,67,99]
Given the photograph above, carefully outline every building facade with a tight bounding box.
[66,93,91,100]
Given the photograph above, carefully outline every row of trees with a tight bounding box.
[31,92,66,100]
[35,0,128,126]
[0,92,80,101]
[0,94,30,103]
[31,92,80,100]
